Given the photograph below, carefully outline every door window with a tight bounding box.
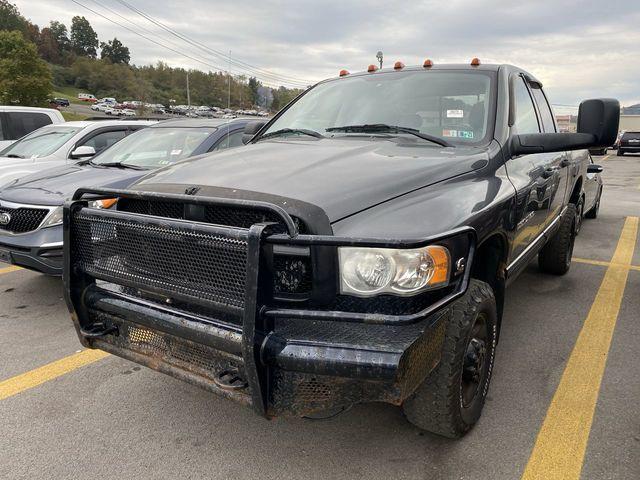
[530,87,556,133]
[7,112,52,139]
[211,130,245,151]
[513,78,540,134]
[80,129,127,154]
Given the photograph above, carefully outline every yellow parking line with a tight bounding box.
[574,257,640,272]
[0,265,22,275]
[522,216,638,480]
[600,154,612,161]
[0,349,110,401]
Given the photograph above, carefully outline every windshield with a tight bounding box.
[0,126,81,158]
[263,70,495,145]
[91,127,215,168]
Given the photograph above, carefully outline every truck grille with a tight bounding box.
[117,198,307,233]
[71,210,249,312]
[0,206,49,233]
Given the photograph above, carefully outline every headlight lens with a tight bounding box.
[40,206,64,228]
[88,198,117,209]
[339,245,450,296]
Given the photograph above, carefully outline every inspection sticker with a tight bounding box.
[458,130,474,139]
[442,129,458,137]
[446,109,464,118]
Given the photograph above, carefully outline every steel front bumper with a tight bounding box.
[0,225,63,275]
[64,188,474,417]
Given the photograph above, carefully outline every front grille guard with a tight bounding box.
[64,187,476,416]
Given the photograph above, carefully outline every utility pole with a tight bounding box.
[186,71,191,109]
[227,50,231,109]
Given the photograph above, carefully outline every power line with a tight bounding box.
[111,0,313,86]
[68,0,308,89]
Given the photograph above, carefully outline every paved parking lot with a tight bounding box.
[0,154,638,480]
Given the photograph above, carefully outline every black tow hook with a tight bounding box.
[80,323,119,338]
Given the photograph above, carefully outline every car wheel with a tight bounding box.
[538,203,577,275]
[574,196,584,235]
[402,279,497,438]
[585,188,601,219]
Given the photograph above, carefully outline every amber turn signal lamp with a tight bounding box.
[393,61,405,70]
[339,69,350,77]
[423,59,433,68]
[470,57,481,66]
[367,64,378,72]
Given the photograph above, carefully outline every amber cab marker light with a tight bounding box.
[393,61,405,70]
[471,57,481,66]
[423,59,433,68]
[339,69,350,77]
[367,64,378,72]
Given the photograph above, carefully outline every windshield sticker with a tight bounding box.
[458,130,474,139]
[442,129,458,137]
[446,109,464,118]
[170,149,182,156]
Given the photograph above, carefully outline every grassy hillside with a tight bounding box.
[51,85,90,105]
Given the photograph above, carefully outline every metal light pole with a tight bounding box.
[376,51,383,69]
[186,71,191,109]
[227,50,231,109]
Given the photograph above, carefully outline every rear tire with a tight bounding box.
[402,280,497,438]
[585,188,601,219]
[538,204,577,275]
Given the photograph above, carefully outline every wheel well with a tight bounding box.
[471,234,507,340]
[569,176,583,205]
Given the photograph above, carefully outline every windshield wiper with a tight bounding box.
[92,161,147,170]
[258,128,324,141]
[326,124,453,147]
[5,154,24,158]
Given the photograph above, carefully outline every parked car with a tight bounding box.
[0,106,65,150]
[120,109,136,117]
[583,156,603,221]
[0,120,155,187]
[63,61,618,438]
[50,98,70,107]
[612,131,624,150]
[98,97,117,105]
[0,118,253,275]
[617,131,640,155]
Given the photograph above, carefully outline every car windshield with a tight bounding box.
[263,70,495,145]
[91,127,215,168]
[0,126,81,158]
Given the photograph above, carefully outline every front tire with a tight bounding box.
[402,280,497,438]
[538,203,577,275]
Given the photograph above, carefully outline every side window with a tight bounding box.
[0,115,5,141]
[6,112,52,139]
[80,130,127,154]
[530,87,556,133]
[513,78,540,134]
[211,130,245,151]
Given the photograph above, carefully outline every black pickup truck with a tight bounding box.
[63,61,618,438]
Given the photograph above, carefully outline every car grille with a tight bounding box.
[0,206,50,234]
[71,209,249,313]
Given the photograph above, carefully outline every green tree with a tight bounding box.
[248,77,260,106]
[100,37,130,64]
[37,27,59,63]
[70,16,98,57]
[0,0,25,32]
[0,30,52,105]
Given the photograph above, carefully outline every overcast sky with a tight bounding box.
[14,0,640,107]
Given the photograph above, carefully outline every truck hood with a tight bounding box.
[132,137,490,222]
[0,163,148,206]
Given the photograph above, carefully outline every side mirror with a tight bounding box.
[70,145,96,159]
[587,164,603,174]
[242,120,268,144]
[512,98,620,155]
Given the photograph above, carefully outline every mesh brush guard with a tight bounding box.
[62,188,295,416]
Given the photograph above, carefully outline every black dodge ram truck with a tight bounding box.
[63,61,618,437]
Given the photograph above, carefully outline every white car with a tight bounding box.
[0,106,65,150]
[91,103,110,112]
[120,109,136,117]
[0,119,156,187]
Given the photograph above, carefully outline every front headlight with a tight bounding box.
[339,245,450,297]
[41,206,64,228]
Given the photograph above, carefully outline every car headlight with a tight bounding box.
[339,245,450,297]
[88,198,117,209]
[41,206,64,228]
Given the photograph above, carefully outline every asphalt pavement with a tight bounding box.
[0,153,638,480]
